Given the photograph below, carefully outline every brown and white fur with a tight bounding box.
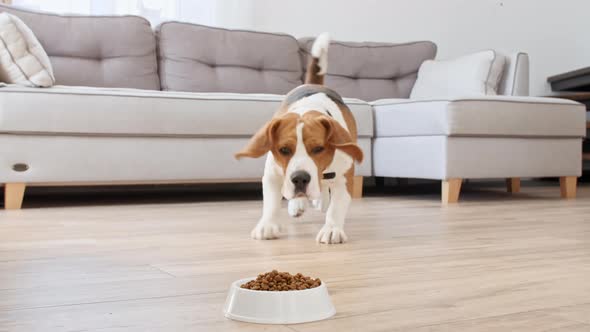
[235,33,363,244]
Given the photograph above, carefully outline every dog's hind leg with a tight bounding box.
[251,154,284,240]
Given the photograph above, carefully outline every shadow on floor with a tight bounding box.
[7,183,264,209]
[374,177,590,203]
[3,177,585,209]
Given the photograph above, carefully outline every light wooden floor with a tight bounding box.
[1,184,590,331]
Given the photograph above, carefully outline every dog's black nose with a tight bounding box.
[291,170,311,193]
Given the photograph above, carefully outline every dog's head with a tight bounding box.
[235,111,363,200]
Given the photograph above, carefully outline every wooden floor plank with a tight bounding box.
[292,307,590,332]
[0,292,293,332]
[541,303,590,325]
[395,309,590,332]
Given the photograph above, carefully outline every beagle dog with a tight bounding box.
[235,33,363,244]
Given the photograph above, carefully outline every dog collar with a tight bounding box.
[322,172,336,180]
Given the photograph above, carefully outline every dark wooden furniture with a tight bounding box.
[548,67,590,92]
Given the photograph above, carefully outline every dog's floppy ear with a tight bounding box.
[235,118,280,159]
[320,117,364,163]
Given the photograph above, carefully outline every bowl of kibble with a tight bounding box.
[223,270,335,324]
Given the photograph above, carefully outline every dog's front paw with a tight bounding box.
[316,225,348,244]
[288,197,308,218]
[251,221,281,240]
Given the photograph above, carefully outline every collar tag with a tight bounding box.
[322,172,336,180]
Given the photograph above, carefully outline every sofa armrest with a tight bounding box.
[498,52,530,97]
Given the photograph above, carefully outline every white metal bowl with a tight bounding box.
[223,277,336,324]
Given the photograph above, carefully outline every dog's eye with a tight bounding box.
[311,146,325,154]
[279,147,292,156]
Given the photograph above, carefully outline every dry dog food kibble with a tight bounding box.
[240,270,321,291]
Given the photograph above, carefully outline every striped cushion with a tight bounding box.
[0,12,54,87]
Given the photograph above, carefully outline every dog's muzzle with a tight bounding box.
[290,170,311,196]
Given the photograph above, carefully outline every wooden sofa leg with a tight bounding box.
[4,183,26,210]
[442,179,462,204]
[506,178,521,193]
[352,176,363,199]
[560,176,577,199]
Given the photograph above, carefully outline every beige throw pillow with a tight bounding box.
[410,50,505,99]
[0,12,55,87]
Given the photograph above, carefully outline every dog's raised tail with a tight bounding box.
[305,32,330,85]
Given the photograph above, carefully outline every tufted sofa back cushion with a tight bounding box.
[156,22,303,94]
[0,4,159,90]
[299,39,437,101]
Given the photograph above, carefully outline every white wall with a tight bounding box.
[215,0,254,29]
[242,0,590,97]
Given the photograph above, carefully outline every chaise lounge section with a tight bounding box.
[372,95,585,203]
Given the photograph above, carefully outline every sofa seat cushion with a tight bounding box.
[372,96,586,138]
[0,85,373,138]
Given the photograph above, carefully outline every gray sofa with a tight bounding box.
[0,5,585,209]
